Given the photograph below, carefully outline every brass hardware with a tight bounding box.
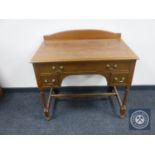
[44,79,48,83]
[122,77,125,80]
[106,64,114,70]
[52,79,56,83]
[52,66,56,70]
[119,77,125,83]
[114,77,118,80]
[59,66,64,70]
[114,64,118,68]
[106,64,110,68]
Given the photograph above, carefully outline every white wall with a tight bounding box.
[0,20,155,87]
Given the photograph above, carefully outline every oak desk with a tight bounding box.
[31,29,139,120]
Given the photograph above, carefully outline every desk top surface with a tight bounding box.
[31,39,138,63]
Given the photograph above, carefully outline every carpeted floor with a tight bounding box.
[0,86,154,135]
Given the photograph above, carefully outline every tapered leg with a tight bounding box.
[120,87,129,118]
[47,88,56,120]
[39,89,50,120]
[39,88,57,120]
[44,109,50,120]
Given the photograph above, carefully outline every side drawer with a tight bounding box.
[104,61,131,71]
[109,72,129,86]
[40,74,60,88]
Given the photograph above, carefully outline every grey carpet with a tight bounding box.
[0,86,154,135]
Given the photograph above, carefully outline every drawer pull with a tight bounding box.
[114,77,118,81]
[114,64,118,68]
[52,66,56,70]
[44,79,48,83]
[52,79,56,83]
[59,66,64,70]
[106,64,110,68]
[122,77,125,80]
[119,80,124,83]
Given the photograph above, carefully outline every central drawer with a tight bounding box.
[38,61,131,74]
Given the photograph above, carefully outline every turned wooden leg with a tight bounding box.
[46,88,56,120]
[39,88,56,120]
[120,87,129,118]
[120,106,126,118]
[39,89,50,120]
[49,88,56,119]
[114,86,130,118]
[44,108,50,120]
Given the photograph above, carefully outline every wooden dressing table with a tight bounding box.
[31,29,139,120]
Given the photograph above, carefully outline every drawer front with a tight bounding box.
[40,74,59,88]
[110,72,129,86]
[104,61,130,71]
[38,61,131,74]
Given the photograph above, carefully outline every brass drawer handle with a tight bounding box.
[106,64,110,68]
[59,66,64,70]
[113,64,118,68]
[114,77,118,81]
[52,79,56,83]
[52,66,56,70]
[44,79,48,83]
[106,64,118,69]
[44,79,56,83]
[119,77,125,83]
[122,77,125,80]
